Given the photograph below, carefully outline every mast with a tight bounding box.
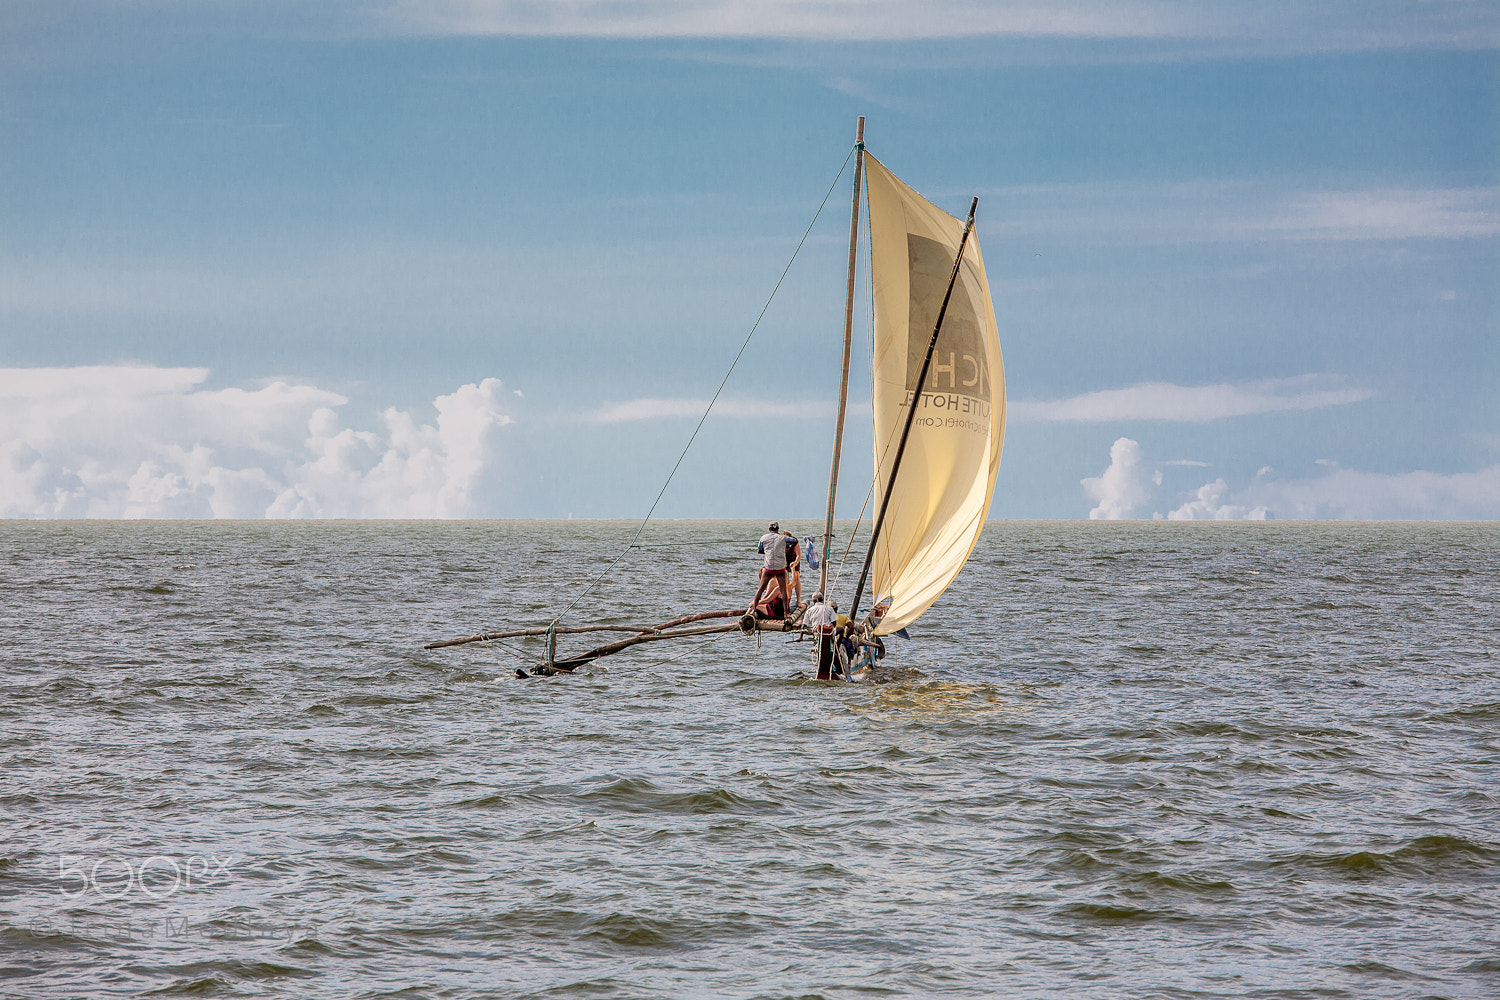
[848,197,979,625]
[819,115,865,601]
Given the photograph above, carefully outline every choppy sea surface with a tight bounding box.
[2,520,1498,999]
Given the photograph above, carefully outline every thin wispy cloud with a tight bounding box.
[380,1,1203,42]
[371,0,1498,52]
[589,398,835,422]
[988,182,1500,246]
[1254,188,1500,242]
[7,0,1492,51]
[1013,375,1373,424]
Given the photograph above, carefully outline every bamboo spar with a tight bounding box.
[819,115,865,602]
[848,197,979,625]
[423,608,748,650]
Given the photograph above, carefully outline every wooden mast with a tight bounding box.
[818,115,865,602]
[848,197,979,625]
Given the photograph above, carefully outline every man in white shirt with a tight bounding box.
[750,521,795,619]
[801,594,840,678]
[801,595,838,631]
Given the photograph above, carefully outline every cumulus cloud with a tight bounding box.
[1167,478,1269,520]
[0,366,515,518]
[1246,466,1500,521]
[1079,436,1500,520]
[1014,374,1372,423]
[589,397,833,422]
[1082,436,1153,519]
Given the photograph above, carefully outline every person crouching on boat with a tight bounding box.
[755,578,787,620]
[750,521,795,621]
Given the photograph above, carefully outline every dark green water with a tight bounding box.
[2,520,1498,999]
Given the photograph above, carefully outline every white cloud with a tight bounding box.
[367,0,1498,51]
[7,1,1494,68]
[1082,436,1152,519]
[0,366,515,518]
[1164,458,1210,467]
[589,397,833,422]
[378,0,1206,41]
[1079,436,1500,521]
[1257,188,1500,242]
[985,181,1500,246]
[1245,466,1500,521]
[1014,374,1372,424]
[1167,478,1269,520]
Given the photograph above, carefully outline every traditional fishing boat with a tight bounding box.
[426,119,1006,679]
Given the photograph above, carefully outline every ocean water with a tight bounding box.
[2,519,1497,999]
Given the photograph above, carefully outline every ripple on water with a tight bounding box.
[1,520,1496,999]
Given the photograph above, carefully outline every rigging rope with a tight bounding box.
[549,142,860,628]
[635,625,738,669]
[482,636,541,669]
[830,479,875,598]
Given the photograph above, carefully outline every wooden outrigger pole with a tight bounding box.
[423,607,799,673]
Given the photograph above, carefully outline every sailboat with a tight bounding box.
[426,119,1006,679]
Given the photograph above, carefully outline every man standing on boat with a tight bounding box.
[751,521,796,620]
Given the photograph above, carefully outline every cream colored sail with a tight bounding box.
[863,153,1006,635]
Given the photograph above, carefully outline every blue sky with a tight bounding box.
[1,1,1496,519]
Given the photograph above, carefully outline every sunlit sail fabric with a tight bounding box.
[864,153,1006,635]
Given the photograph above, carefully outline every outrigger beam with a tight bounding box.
[553,618,792,671]
[425,608,802,672]
[424,608,746,650]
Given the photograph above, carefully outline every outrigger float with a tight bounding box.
[425,118,1007,679]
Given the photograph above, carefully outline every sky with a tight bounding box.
[1,0,1496,520]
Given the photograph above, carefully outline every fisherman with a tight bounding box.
[839,626,884,679]
[802,593,837,630]
[801,594,840,679]
[750,521,796,620]
[834,624,857,677]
